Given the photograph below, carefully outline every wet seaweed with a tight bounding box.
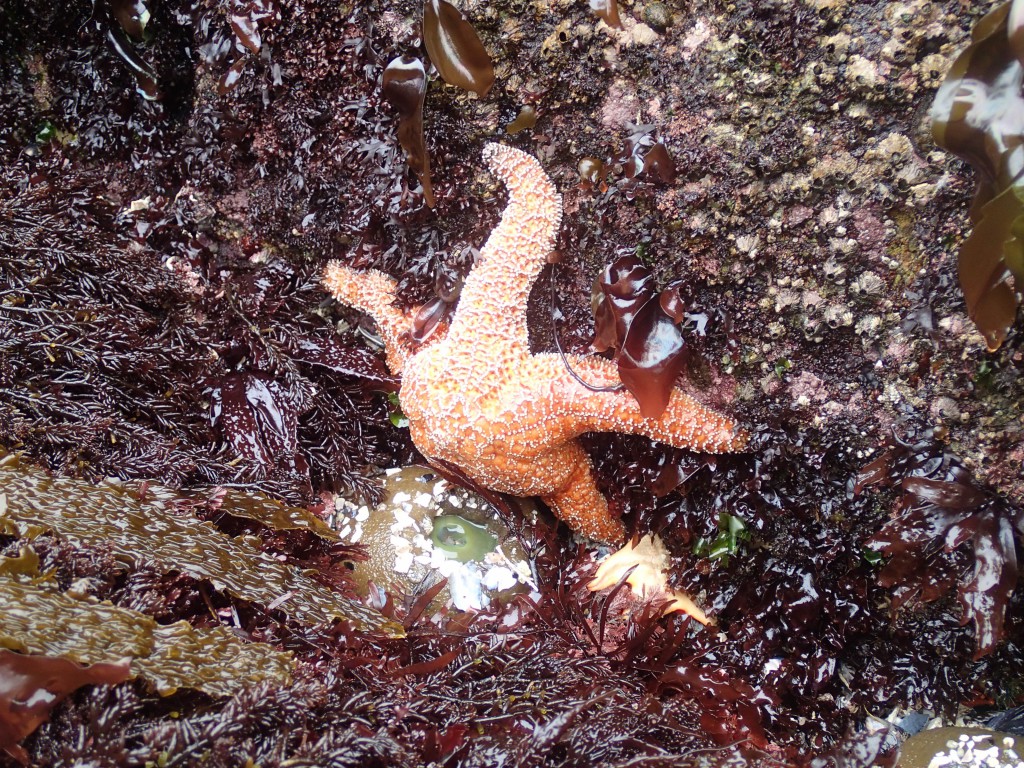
[1,0,1023,765]
[589,0,622,30]
[0,165,404,504]
[591,253,707,418]
[854,430,1024,658]
[584,418,1019,749]
[931,1,1024,350]
[0,452,398,634]
[0,578,294,698]
[422,0,494,97]
[0,650,130,766]
[382,55,434,207]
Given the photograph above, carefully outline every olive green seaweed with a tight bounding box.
[0,577,293,697]
[0,452,403,637]
[198,486,342,541]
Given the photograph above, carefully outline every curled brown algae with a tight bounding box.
[382,55,434,208]
[931,1,1024,350]
[591,254,692,419]
[422,0,494,97]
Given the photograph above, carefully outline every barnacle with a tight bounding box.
[899,727,1022,768]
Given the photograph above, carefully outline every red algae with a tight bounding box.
[0,1,1021,766]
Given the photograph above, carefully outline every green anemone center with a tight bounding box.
[430,514,498,562]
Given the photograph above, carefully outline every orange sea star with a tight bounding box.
[323,144,747,545]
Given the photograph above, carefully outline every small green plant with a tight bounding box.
[694,512,749,564]
[862,548,882,566]
[975,358,996,388]
[34,121,56,144]
[388,391,409,428]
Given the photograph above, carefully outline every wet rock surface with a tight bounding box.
[0,0,1022,765]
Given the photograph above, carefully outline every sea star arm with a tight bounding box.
[445,144,562,354]
[540,442,627,545]
[323,143,746,557]
[528,353,749,453]
[322,262,417,375]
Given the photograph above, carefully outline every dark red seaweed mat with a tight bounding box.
[1,0,1022,766]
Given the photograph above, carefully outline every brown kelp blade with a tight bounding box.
[423,0,494,97]
[931,2,1024,349]
[383,55,434,207]
[0,452,402,636]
